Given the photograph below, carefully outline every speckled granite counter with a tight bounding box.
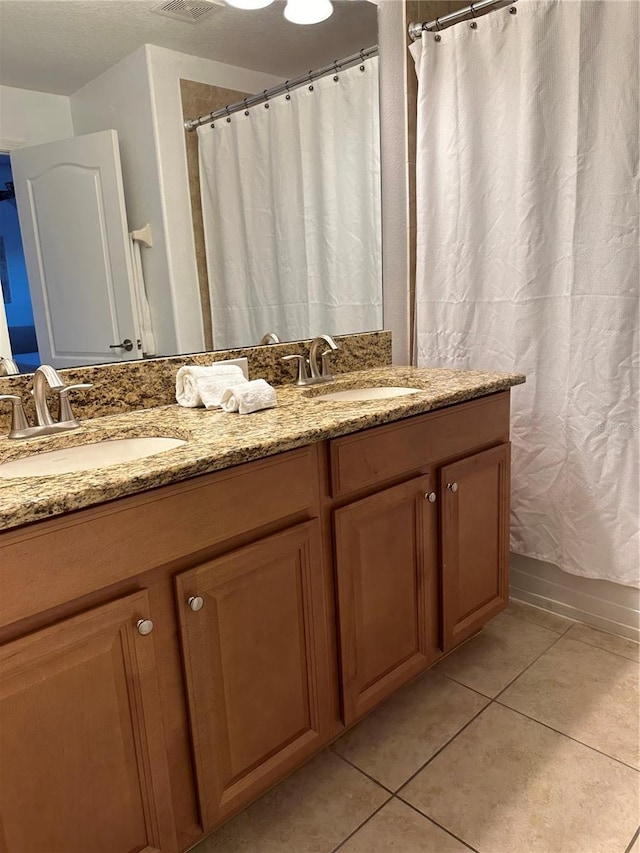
[0,366,525,532]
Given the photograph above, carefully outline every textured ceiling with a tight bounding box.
[0,0,379,96]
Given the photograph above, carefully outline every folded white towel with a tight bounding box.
[220,379,278,414]
[176,364,247,408]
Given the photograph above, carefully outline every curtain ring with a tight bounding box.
[333,61,339,82]
[359,48,366,71]
[243,98,249,116]
[263,89,269,109]
[285,81,291,100]
[308,72,314,91]
[470,2,477,16]
[225,105,231,123]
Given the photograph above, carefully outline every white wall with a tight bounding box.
[0,85,73,148]
[378,0,411,365]
[144,45,280,354]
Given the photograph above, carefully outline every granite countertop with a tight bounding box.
[0,366,525,532]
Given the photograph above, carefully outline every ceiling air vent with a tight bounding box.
[151,0,223,24]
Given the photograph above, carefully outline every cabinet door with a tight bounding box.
[175,521,334,830]
[334,475,437,725]
[440,443,511,651]
[0,591,176,853]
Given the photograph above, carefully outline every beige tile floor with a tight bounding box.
[193,601,640,853]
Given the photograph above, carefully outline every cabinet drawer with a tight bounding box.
[0,446,318,627]
[329,392,510,498]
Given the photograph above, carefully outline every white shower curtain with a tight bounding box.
[198,58,382,350]
[411,0,639,588]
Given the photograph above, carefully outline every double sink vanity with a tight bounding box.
[0,336,524,853]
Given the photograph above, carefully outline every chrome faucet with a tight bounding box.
[0,364,92,439]
[282,334,340,386]
[258,332,281,345]
[0,356,19,376]
[33,364,65,426]
[309,334,339,381]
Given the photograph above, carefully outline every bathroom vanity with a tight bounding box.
[0,365,523,853]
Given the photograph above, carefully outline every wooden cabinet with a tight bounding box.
[440,443,511,650]
[330,395,512,722]
[334,475,438,724]
[0,591,176,853]
[175,521,335,830]
[0,447,329,853]
[0,393,514,851]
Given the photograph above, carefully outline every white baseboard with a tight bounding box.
[510,554,640,642]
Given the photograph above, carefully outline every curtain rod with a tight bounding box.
[408,0,517,41]
[184,45,378,131]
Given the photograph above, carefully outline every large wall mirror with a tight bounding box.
[0,0,382,373]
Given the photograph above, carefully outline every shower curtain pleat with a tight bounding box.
[198,58,382,350]
[411,0,639,588]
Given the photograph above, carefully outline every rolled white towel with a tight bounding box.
[220,379,278,414]
[176,364,247,408]
[200,374,248,409]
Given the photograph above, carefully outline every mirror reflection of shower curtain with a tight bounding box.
[198,57,382,350]
[411,1,639,588]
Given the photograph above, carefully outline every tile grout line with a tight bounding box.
[493,701,640,773]
[330,749,395,795]
[488,627,640,771]
[333,629,569,805]
[434,625,567,704]
[397,796,480,852]
[509,612,575,637]
[437,671,493,699]
[623,824,640,853]
[443,624,639,771]
[331,699,491,849]
[329,794,392,853]
[491,630,568,701]
[510,604,639,661]
[394,701,491,792]
[331,610,636,853]
[562,634,640,663]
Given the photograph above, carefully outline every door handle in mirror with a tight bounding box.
[109,339,134,352]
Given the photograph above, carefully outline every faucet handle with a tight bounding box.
[57,383,92,425]
[0,394,30,438]
[282,354,310,386]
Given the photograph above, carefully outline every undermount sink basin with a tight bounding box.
[0,436,187,478]
[311,386,422,403]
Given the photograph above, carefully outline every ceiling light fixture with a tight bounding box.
[284,0,334,25]
[225,0,275,9]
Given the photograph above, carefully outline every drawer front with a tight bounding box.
[0,446,318,627]
[329,392,510,498]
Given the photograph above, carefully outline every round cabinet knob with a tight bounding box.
[447,482,459,493]
[136,618,154,636]
[425,492,437,503]
[188,596,204,612]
